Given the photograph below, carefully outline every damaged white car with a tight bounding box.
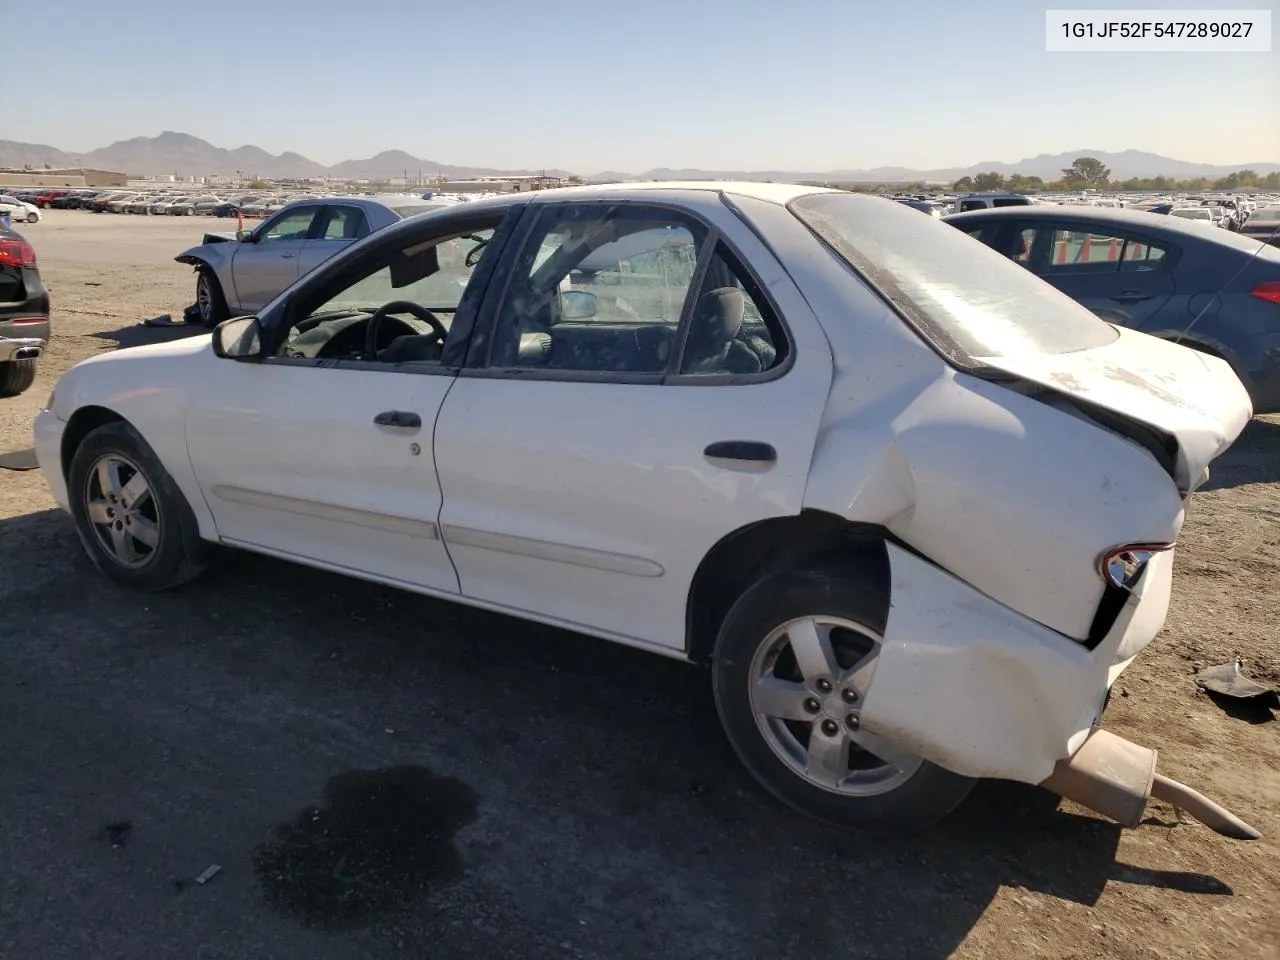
[35,183,1260,838]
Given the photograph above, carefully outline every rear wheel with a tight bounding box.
[0,358,37,396]
[26,211,38,223]
[195,268,229,328]
[712,564,976,828]
[68,421,210,591]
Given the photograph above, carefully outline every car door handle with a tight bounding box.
[280,253,296,259]
[1112,290,1154,303]
[704,440,777,463]
[373,410,421,429]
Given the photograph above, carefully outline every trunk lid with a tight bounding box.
[976,326,1252,491]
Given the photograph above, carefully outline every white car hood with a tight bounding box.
[976,326,1252,490]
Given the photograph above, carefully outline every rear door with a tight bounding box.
[230,204,320,312]
[1015,221,1177,329]
[297,204,370,278]
[433,197,833,651]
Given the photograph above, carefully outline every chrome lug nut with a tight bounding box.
[841,688,858,704]
[815,678,833,694]
[846,714,860,731]
[820,719,839,737]
[803,698,821,714]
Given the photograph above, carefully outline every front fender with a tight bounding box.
[52,339,219,540]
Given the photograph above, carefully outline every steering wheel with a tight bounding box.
[365,301,448,359]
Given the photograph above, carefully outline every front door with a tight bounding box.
[434,199,833,652]
[185,217,506,594]
[230,204,320,313]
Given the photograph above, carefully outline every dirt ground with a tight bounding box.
[1,210,1277,960]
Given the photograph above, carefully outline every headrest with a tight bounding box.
[687,287,745,355]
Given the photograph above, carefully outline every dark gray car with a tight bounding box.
[946,206,1280,413]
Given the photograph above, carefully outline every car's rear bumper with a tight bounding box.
[34,409,69,512]
[859,542,1172,784]
[0,336,44,362]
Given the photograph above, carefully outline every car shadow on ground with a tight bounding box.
[1203,415,1280,490]
[0,508,1234,959]
[88,317,208,351]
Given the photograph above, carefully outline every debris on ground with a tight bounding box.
[141,314,184,327]
[194,864,222,885]
[1196,658,1279,713]
[102,820,132,848]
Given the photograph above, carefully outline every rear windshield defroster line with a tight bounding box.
[788,193,1119,365]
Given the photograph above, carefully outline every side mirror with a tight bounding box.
[560,290,598,320]
[236,228,256,242]
[212,316,264,360]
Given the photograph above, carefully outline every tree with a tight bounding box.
[1005,173,1044,192]
[971,171,1005,191]
[951,175,975,192]
[246,179,270,190]
[1060,156,1111,186]
[1264,171,1280,189]
[566,174,583,184]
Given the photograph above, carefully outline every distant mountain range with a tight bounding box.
[0,132,1276,184]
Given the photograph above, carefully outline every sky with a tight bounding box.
[10,0,1279,172]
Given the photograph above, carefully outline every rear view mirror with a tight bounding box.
[212,316,264,360]
[236,228,255,242]
[561,290,598,320]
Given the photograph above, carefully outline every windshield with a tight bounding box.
[789,192,1119,361]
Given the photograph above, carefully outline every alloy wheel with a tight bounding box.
[748,615,922,796]
[83,454,162,568]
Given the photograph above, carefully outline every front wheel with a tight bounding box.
[26,211,39,224]
[712,563,976,828]
[195,268,229,328]
[68,421,210,591]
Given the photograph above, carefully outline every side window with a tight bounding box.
[490,205,706,374]
[314,206,368,241]
[259,208,316,243]
[1046,227,1124,272]
[276,229,495,364]
[959,199,987,212]
[678,245,785,377]
[1119,238,1170,272]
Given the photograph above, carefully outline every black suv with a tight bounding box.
[0,223,49,396]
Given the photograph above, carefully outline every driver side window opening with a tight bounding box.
[275,228,495,367]
[261,208,317,243]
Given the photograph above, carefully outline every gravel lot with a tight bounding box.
[1,210,1277,960]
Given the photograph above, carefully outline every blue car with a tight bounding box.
[947,206,1280,413]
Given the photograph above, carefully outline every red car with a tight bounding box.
[35,190,69,208]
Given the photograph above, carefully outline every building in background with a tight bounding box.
[0,168,127,188]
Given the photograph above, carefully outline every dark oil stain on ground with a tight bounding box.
[251,765,479,930]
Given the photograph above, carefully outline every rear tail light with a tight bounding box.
[0,239,37,268]
[1097,542,1175,590]
[1250,281,1280,305]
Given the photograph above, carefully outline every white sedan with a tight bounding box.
[0,194,41,223]
[34,182,1261,838]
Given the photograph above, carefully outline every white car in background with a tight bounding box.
[0,194,41,224]
[1170,207,1215,226]
[35,182,1260,840]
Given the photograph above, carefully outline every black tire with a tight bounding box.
[68,421,211,591]
[712,562,976,829]
[195,268,229,328]
[0,358,37,396]
[26,211,38,224]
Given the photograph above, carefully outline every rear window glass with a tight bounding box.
[789,193,1119,361]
